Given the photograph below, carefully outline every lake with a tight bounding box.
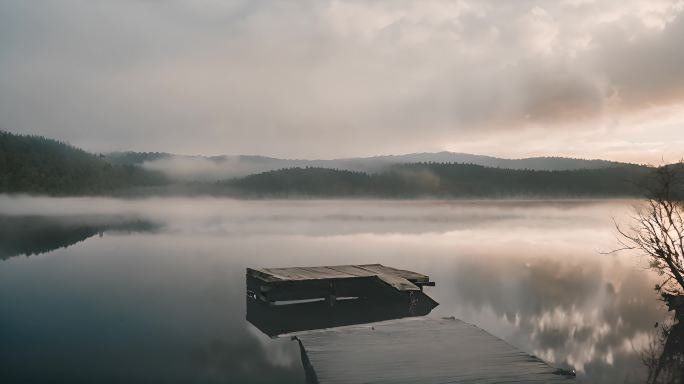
[0,197,670,383]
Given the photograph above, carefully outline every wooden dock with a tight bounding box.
[246,264,436,305]
[245,265,573,382]
[246,264,439,337]
[294,317,574,383]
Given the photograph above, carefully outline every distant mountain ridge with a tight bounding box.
[106,150,627,181]
[1,130,657,198]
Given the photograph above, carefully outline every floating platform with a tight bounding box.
[294,317,575,383]
[246,264,439,336]
[246,264,436,305]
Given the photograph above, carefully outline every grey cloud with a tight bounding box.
[0,0,683,157]
[597,12,684,108]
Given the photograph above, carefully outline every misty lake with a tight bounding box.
[0,197,670,383]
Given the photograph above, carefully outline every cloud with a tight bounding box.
[0,0,683,160]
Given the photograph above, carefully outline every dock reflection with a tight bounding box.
[246,290,438,337]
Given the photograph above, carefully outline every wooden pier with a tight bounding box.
[294,317,574,383]
[245,265,574,382]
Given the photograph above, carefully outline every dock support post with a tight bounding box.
[327,281,336,307]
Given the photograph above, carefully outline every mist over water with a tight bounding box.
[0,197,668,383]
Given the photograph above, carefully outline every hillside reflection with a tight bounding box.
[0,215,159,260]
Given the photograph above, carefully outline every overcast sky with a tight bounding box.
[1,0,683,162]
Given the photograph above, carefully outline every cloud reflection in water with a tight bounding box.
[0,197,669,383]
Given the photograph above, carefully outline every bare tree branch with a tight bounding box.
[614,162,684,296]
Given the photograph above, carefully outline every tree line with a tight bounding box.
[0,130,667,198]
[0,131,168,195]
[221,163,653,198]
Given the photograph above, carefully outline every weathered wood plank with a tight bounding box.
[356,264,430,283]
[299,266,359,279]
[247,264,431,293]
[295,317,572,383]
[326,265,379,277]
[374,273,420,291]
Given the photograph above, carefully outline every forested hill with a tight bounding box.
[0,131,168,195]
[0,130,661,198]
[222,163,652,198]
[104,151,171,166]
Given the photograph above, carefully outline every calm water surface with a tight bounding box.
[0,197,670,383]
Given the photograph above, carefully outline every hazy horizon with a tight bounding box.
[7,129,640,164]
[106,148,633,163]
